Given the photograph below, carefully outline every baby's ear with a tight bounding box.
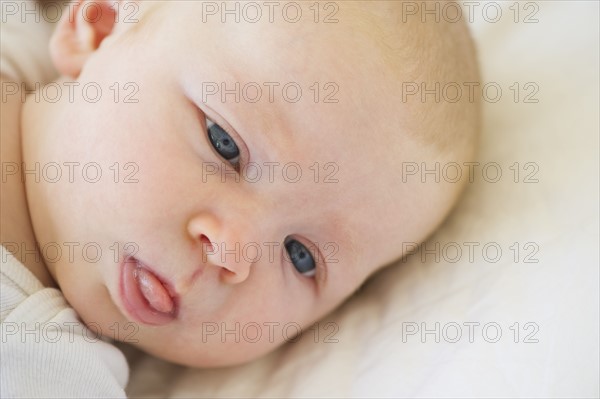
[50,0,132,78]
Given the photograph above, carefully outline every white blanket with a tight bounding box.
[46,1,600,397]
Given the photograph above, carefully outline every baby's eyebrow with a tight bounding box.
[321,211,356,258]
[249,114,307,170]
[243,106,291,162]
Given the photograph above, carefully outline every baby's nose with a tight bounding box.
[187,213,253,285]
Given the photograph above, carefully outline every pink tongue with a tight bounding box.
[134,267,174,314]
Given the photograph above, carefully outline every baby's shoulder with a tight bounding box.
[0,245,64,323]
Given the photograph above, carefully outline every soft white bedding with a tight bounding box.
[123,1,599,397]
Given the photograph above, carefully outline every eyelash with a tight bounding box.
[285,236,328,283]
[203,113,252,173]
[312,255,327,284]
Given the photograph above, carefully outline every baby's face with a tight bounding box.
[23,2,460,366]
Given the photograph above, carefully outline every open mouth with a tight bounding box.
[119,256,178,326]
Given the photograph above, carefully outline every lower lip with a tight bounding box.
[119,256,178,326]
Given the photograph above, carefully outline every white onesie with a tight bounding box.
[1,247,129,397]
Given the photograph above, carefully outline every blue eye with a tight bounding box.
[207,120,240,165]
[285,238,316,277]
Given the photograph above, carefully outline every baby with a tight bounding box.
[1,0,479,396]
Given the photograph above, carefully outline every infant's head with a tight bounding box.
[22,0,479,366]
